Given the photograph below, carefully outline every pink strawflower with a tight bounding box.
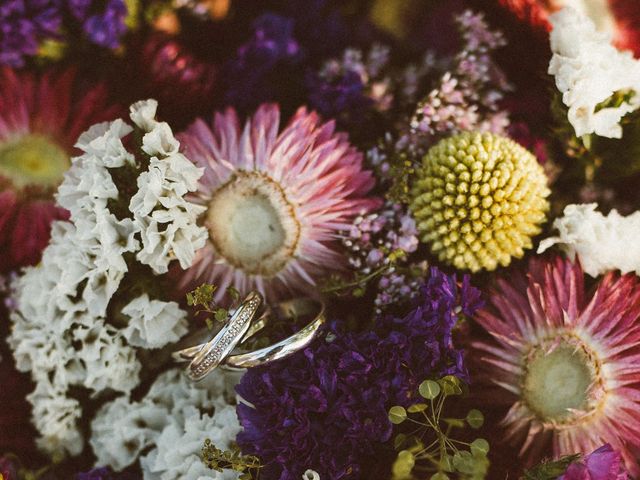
[0,67,118,272]
[178,104,379,301]
[473,256,640,475]
[560,444,628,480]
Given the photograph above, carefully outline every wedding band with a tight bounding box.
[225,297,325,369]
[172,309,269,363]
[186,291,263,381]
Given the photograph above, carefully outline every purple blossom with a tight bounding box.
[0,0,62,67]
[343,202,422,311]
[224,13,302,110]
[236,268,483,479]
[307,45,393,129]
[559,445,628,480]
[68,0,128,49]
[411,10,510,139]
[75,467,138,480]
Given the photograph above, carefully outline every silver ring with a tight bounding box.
[186,291,263,381]
[173,297,325,376]
[225,297,325,369]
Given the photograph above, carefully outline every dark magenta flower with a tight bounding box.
[0,0,62,67]
[236,268,482,479]
[559,444,628,480]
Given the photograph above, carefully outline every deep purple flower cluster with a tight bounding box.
[75,467,138,480]
[224,13,302,110]
[306,46,392,131]
[236,268,483,480]
[0,0,62,67]
[68,0,128,49]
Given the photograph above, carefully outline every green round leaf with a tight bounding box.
[419,380,441,399]
[388,406,407,424]
[407,403,428,413]
[440,454,455,472]
[471,438,490,457]
[394,433,407,450]
[439,375,463,396]
[466,409,484,429]
[392,450,415,477]
[452,451,475,475]
[430,472,450,480]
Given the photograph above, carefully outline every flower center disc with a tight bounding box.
[0,135,70,189]
[522,339,603,423]
[206,171,300,276]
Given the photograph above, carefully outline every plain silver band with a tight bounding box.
[186,291,263,381]
[224,297,325,369]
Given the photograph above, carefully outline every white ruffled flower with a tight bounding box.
[548,7,640,139]
[91,369,240,478]
[8,101,203,458]
[122,294,189,349]
[303,470,321,480]
[140,407,240,480]
[29,383,84,457]
[128,102,207,274]
[91,396,168,471]
[538,203,640,277]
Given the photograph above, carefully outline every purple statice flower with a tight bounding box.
[0,0,62,67]
[236,268,482,479]
[68,0,128,49]
[224,13,302,111]
[307,45,393,129]
[75,467,138,479]
[559,445,629,480]
[374,269,483,404]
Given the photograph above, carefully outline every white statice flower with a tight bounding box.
[140,407,240,480]
[548,7,640,138]
[28,383,84,457]
[538,203,640,277]
[128,100,207,274]
[91,369,240,479]
[8,100,204,457]
[121,294,189,349]
[91,397,168,471]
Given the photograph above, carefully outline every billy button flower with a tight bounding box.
[409,132,550,272]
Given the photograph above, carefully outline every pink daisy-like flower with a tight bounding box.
[473,256,640,475]
[0,67,118,272]
[178,104,379,301]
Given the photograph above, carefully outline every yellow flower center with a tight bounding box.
[206,171,301,276]
[0,135,70,189]
[521,336,605,424]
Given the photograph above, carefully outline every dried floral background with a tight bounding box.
[1,0,640,479]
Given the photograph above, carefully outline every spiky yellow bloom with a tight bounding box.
[409,132,549,272]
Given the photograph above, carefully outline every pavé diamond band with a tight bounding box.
[186,291,263,381]
[173,294,325,380]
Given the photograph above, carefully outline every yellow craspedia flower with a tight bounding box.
[409,132,550,272]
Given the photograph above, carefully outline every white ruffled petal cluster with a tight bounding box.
[121,294,188,349]
[129,100,208,274]
[548,7,640,138]
[538,203,640,277]
[8,100,206,457]
[91,369,240,480]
